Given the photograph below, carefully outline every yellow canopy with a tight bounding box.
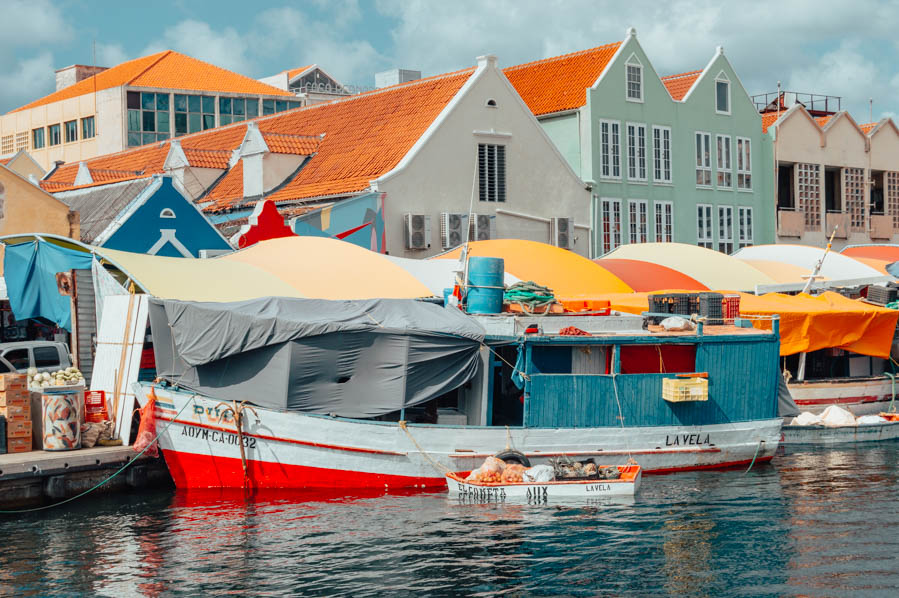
[99,237,433,301]
[604,243,776,290]
[604,290,899,358]
[434,239,633,297]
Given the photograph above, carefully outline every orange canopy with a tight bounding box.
[595,258,708,291]
[435,240,633,297]
[841,245,899,262]
[604,291,899,358]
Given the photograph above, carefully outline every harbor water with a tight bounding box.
[2,444,899,597]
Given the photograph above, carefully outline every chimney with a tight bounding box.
[375,69,421,89]
[239,122,269,198]
[55,65,108,91]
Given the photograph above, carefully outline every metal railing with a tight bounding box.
[752,91,841,115]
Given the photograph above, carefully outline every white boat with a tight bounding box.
[445,464,641,501]
[781,419,899,445]
[789,376,898,417]
[135,297,784,490]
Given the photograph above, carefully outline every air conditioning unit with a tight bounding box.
[469,213,495,241]
[403,213,431,249]
[440,212,468,249]
[551,217,573,250]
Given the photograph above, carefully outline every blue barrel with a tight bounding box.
[466,257,504,314]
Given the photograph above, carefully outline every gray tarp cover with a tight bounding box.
[150,297,486,418]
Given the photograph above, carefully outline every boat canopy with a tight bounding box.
[595,258,708,291]
[603,291,899,358]
[149,296,486,417]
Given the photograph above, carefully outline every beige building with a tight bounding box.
[0,51,297,171]
[767,104,899,248]
[0,150,45,181]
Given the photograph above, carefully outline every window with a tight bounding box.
[736,137,752,190]
[697,204,713,249]
[0,135,11,154]
[262,98,301,116]
[625,55,643,102]
[600,120,621,179]
[628,200,648,243]
[173,94,216,136]
[48,124,61,146]
[32,128,45,149]
[64,120,78,143]
[15,132,27,151]
[738,207,753,248]
[887,172,899,228]
[160,208,176,218]
[844,167,865,232]
[715,72,730,114]
[652,125,672,184]
[695,132,711,187]
[33,346,60,368]
[478,143,506,202]
[718,205,734,254]
[81,116,95,139]
[716,135,732,188]
[2,348,28,370]
[797,163,821,230]
[127,91,170,146]
[626,123,647,181]
[655,201,673,242]
[601,198,622,254]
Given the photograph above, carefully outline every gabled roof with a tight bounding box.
[53,177,157,243]
[503,42,621,116]
[860,122,877,134]
[11,50,292,113]
[661,70,702,101]
[42,67,476,211]
[286,65,314,80]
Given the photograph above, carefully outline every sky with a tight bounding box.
[3,0,899,121]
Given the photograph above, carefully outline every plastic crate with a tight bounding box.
[723,294,741,321]
[866,285,897,305]
[699,292,724,325]
[648,294,671,324]
[670,293,695,317]
[84,390,109,423]
[662,377,709,402]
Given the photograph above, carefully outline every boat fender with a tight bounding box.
[494,450,531,468]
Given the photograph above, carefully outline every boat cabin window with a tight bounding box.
[530,344,612,374]
[619,344,696,374]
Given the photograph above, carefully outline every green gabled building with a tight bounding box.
[504,28,774,256]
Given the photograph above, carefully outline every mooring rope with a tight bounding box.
[744,440,763,474]
[214,400,260,488]
[398,420,451,475]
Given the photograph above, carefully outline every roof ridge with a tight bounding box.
[661,69,703,80]
[503,42,621,72]
[124,50,172,85]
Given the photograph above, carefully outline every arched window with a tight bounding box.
[625,54,644,102]
[486,99,497,107]
[715,71,731,114]
[160,208,176,218]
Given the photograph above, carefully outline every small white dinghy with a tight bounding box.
[781,407,899,445]
[446,464,642,502]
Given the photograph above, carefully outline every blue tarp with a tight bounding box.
[4,241,93,331]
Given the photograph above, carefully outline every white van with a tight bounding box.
[0,341,73,374]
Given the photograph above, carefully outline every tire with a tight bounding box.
[495,449,531,468]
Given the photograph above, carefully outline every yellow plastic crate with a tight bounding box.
[662,377,708,402]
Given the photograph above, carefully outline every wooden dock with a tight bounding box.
[0,446,171,509]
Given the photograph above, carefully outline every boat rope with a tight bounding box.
[610,372,633,461]
[398,420,451,475]
[885,372,897,414]
[0,392,196,514]
[744,440,763,474]
[214,401,260,488]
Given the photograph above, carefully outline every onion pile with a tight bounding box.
[27,366,84,391]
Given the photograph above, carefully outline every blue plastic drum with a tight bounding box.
[466,257,504,314]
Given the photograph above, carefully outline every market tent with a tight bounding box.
[595,258,708,291]
[736,259,821,284]
[850,257,892,276]
[733,244,884,281]
[434,239,633,297]
[603,291,899,358]
[385,255,520,297]
[604,243,776,290]
[841,245,899,263]
[222,237,433,299]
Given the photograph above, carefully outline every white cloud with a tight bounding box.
[0,0,70,51]
[142,20,254,75]
[95,43,129,69]
[0,51,56,110]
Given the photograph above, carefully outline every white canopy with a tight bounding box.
[733,244,884,282]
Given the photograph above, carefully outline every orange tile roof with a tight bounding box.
[184,148,232,169]
[661,70,702,101]
[43,67,475,209]
[761,112,783,133]
[11,50,291,113]
[0,156,11,166]
[814,115,833,127]
[286,66,313,80]
[860,122,877,134]
[262,132,321,155]
[504,42,621,116]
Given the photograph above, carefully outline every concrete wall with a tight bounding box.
[377,58,590,258]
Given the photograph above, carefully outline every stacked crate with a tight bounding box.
[0,374,32,453]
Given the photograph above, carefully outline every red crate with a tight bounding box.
[723,294,741,321]
[84,390,110,423]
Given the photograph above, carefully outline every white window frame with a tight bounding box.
[715,71,731,115]
[626,122,647,182]
[716,134,732,189]
[600,198,622,254]
[718,205,734,254]
[738,206,753,248]
[628,199,649,244]
[654,200,673,242]
[652,125,672,184]
[697,203,713,249]
[600,119,621,180]
[736,137,752,191]
[625,54,644,103]
[695,132,712,188]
